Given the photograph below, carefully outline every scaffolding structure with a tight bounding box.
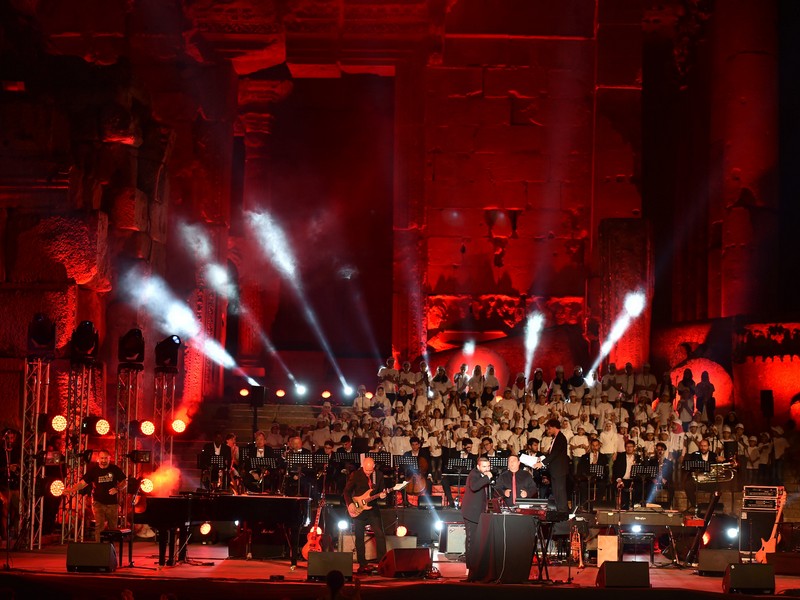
[18,357,51,550]
[60,361,95,543]
[114,363,143,523]
[152,367,178,472]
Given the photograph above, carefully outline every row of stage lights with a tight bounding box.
[40,413,187,438]
[238,385,368,401]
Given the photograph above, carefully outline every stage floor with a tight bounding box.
[0,541,798,600]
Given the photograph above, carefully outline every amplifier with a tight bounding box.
[743,497,779,511]
[743,486,784,498]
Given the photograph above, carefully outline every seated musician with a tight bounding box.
[241,430,280,493]
[683,438,722,513]
[645,441,674,508]
[442,438,476,507]
[333,436,359,481]
[200,430,233,491]
[344,457,387,575]
[315,440,342,494]
[495,455,537,507]
[285,435,316,498]
[612,439,643,509]
[403,437,432,499]
[479,437,509,460]
[577,438,604,507]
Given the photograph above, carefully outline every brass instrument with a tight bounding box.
[692,461,736,483]
[570,523,584,568]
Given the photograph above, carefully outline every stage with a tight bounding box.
[0,540,798,600]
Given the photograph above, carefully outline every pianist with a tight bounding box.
[495,455,536,506]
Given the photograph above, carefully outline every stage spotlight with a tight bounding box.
[129,420,155,437]
[238,387,250,397]
[726,527,739,540]
[51,414,67,432]
[337,520,349,531]
[631,524,642,533]
[434,520,443,531]
[71,321,99,361]
[140,478,154,493]
[702,531,711,546]
[240,384,265,407]
[276,389,286,398]
[523,312,545,379]
[463,341,476,356]
[49,479,65,497]
[624,291,646,317]
[27,313,56,357]
[200,522,212,536]
[81,416,110,436]
[365,392,373,399]
[171,419,187,434]
[396,525,408,537]
[321,390,331,399]
[127,450,152,464]
[343,385,353,396]
[155,335,181,368]
[118,328,145,364]
[296,384,307,396]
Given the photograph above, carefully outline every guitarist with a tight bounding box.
[344,457,387,574]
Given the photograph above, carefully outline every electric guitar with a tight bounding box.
[347,482,408,518]
[755,490,786,564]
[301,497,327,560]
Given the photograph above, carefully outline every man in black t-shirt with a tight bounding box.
[65,449,126,541]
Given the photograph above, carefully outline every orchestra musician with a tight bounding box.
[441,438,476,508]
[241,430,280,493]
[683,438,722,512]
[200,430,233,491]
[645,441,674,508]
[577,438,604,509]
[344,457,387,575]
[612,439,642,509]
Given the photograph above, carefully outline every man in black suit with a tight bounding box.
[684,438,721,512]
[442,438,476,508]
[645,442,674,508]
[612,439,642,509]
[200,430,233,491]
[577,438,605,509]
[344,457,387,574]
[462,456,492,579]
[534,419,569,513]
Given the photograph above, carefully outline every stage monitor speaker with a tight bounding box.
[723,564,775,594]
[698,548,740,575]
[307,552,353,581]
[595,561,650,588]
[66,542,117,573]
[377,548,431,577]
[759,390,774,419]
[340,533,377,560]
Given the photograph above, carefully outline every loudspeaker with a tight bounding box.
[377,548,431,577]
[595,561,650,588]
[386,535,417,550]
[723,564,775,594]
[759,390,774,419]
[340,533,377,560]
[740,512,779,552]
[439,523,466,554]
[698,549,740,575]
[307,552,353,581]
[66,542,117,573]
[597,535,619,567]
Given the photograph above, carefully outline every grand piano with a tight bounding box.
[139,494,311,566]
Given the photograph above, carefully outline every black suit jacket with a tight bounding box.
[461,467,491,523]
[612,452,638,480]
[495,468,537,504]
[542,432,568,478]
[578,452,605,479]
[343,468,386,509]
[201,442,232,469]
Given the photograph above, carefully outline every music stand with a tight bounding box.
[586,463,606,511]
[682,459,708,473]
[444,457,474,509]
[247,456,278,493]
[487,456,508,475]
[365,452,392,468]
[631,464,657,508]
[206,455,229,492]
[333,452,361,466]
[393,456,420,505]
[313,454,330,468]
[286,453,315,496]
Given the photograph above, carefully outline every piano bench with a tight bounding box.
[620,532,655,565]
[100,528,132,567]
